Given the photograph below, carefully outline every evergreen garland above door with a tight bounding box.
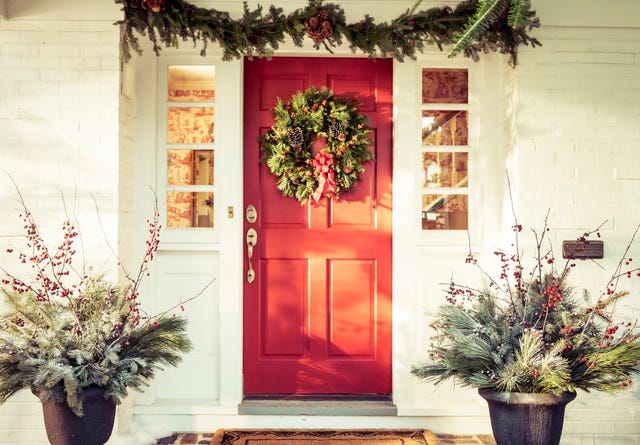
[116,0,541,66]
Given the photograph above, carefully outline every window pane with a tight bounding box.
[422,110,468,146]
[167,192,214,228]
[422,194,468,230]
[168,150,214,186]
[168,65,215,102]
[422,68,468,104]
[423,152,468,188]
[168,107,214,144]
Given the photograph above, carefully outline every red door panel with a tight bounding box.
[261,258,308,356]
[329,259,376,356]
[243,57,392,395]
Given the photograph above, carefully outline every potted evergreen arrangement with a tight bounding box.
[0,189,199,445]
[412,204,640,445]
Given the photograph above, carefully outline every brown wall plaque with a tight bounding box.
[561,240,604,259]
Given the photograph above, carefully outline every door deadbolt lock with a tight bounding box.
[246,204,257,224]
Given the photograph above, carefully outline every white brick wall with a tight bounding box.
[0,15,120,445]
[512,24,640,445]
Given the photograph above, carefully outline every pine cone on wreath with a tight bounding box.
[287,127,304,147]
[329,121,343,138]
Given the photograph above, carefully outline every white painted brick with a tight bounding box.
[610,419,640,435]
[0,56,21,68]
[0,107,14,120]
[81,44,119,57]
[33,31,102,45]
[38,44,80,57]
[39,69,81,82]
[574,166,608,183]
[574,88,613,104]
[548,89,576,103]
[616,168,640,180]
[556,51,598,64]
[614,89,640,104]
[593,436,640,445]
[559,436,594,445]
[60,56,102,69]
[0,69,39,81]
[536,29,640,51]
[0,123,19,144]
[610,64,640,76]
[0,80,19,95]
[572,421,614,435]
[57,80,101,96]
[18,107,73,120]
[100,31,121,44]
[78,21,120,33]
[19,56,62,69]
[100,56,120,70]
[595,52,635,64]
[0,20,45,32]
[18,81,60,95]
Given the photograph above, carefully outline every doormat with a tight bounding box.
[211,429,440,445]
[154,432,497,445]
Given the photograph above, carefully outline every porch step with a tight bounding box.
[154,432,496,445]
[238,398,397,416]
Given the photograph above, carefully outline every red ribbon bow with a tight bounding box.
[311,149,336,203]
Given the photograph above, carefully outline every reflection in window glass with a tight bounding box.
[168,107,214,144]
[422,110,468,146]
[423,152,468,188]
[422,68,468,104]
[422,194,468,230]
[168,65,215,102]
[168,150,214,186]
[167,192,214,228]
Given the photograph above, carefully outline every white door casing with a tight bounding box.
[128,34,505,431]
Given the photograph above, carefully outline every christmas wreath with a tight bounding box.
[261,86,373,203]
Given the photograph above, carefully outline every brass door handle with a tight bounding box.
[246,228,257,283]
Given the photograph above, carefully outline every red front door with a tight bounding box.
[243,57,392,395]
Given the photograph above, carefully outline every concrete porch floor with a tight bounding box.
[154,433,497,444]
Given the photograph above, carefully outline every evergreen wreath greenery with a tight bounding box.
[0,185,207,417]
[261,86,373,203]
[115,0,541,66]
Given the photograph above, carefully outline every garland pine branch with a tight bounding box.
[507,0,532,29]
[115,0,541,66]
[448,0,510,58]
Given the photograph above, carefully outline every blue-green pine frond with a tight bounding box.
[449,0,510,58]
[508,0,532,29]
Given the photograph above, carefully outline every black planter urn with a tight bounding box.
[478,388,576,445]
[38,386,116,445]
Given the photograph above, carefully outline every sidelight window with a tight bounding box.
[165,65,216,228]
[420,68,470,231]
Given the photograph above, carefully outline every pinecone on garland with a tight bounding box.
[138,0,166,12]
[305,11,334,43]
